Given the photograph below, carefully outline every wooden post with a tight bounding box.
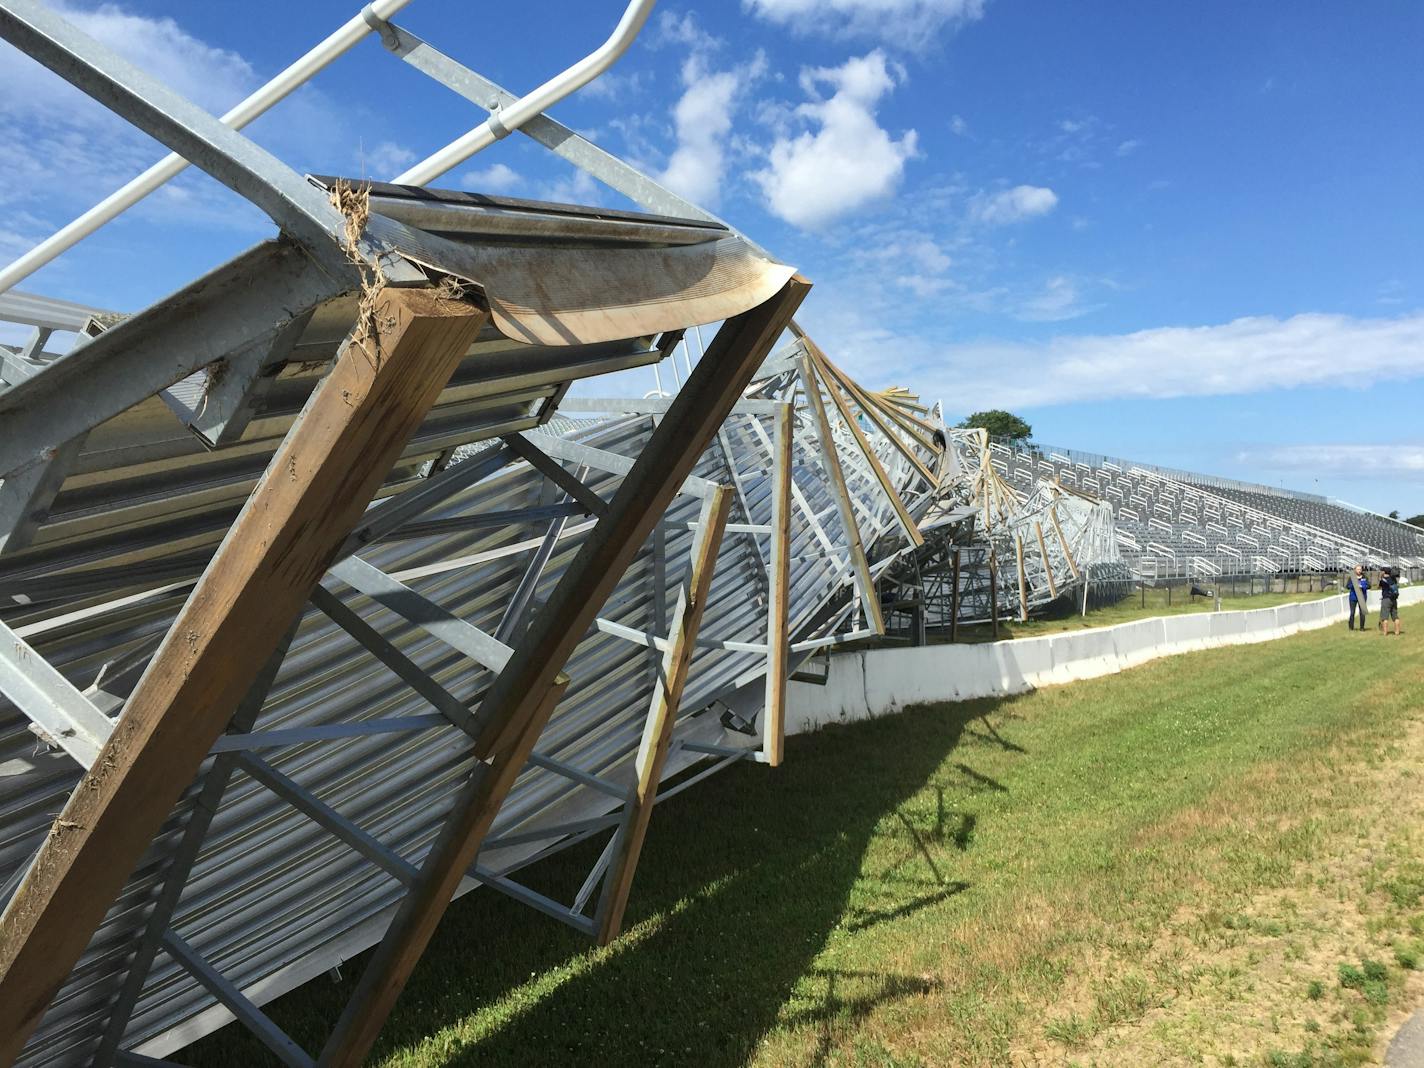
[798,349,885,634]
[594,487,732,944]
[1014,533,1029,622]
[0,288,489,1062]
[950,548,960,643]
[316,275,810,1068]
[989,552,1000,639]
[762,404,793,768]
[1034,522,1058,599]
[1049,508,1081,582]
[807,349,923,547]
[811,349,937,486]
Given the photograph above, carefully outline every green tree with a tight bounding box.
[1407,514,1424,529]
[957,409,1032,442]
[1388,509,1400,519]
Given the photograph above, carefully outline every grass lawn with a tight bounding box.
[183,605,1423,1067]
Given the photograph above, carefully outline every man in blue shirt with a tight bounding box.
[1346,564,1369,631]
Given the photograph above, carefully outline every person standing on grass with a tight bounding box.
[1345,564,1369,631]
[1378,566,1401,636]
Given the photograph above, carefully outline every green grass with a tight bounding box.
[182,605,1422,1067]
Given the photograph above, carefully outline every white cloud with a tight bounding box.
[1019,276,1090,322]
[744,0,985,45]
[1116,138,1143,157]
[754,51,918,229]
[655,10,722,51]
[362,142,416,180]
[460,163,522,194]
[805,306,1424,412]
[969,184,1058,225]
[1251,444,1424,480]
[659,53,766,206]
[949,114,969,136]
[1,1,255,121]
[541,167,602,207]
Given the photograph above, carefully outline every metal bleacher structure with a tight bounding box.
[0,2,1412,1065]
[984,440,1424,582]
[0,2,1131,1064]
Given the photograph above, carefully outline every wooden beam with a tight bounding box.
[798,352,885,635]
[807,350,923,548]
[1015,533,1029,622]
[0,288,488,1063]
[762,403,792,767]
[594,486,732,944]
[1034,522,1059,599]
[989,551,1000,639]
[1050,507,1082,582]
[812,352,938,487]
[950,548,960,644]
[315,274,810,1068]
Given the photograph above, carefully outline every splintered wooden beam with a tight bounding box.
[807,348,923,548]
[315,274,810,1068]
[594,486,732,945]
[798,350,885,635]
[0,287,488,1063]
[762,403,793,767]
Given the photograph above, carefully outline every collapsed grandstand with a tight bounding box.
[0,1,1417,1065]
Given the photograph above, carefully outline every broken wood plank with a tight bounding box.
[762,403,793,768]
[0,287,488,1063]
[594,485,732,944]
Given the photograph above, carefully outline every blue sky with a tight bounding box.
[2,0,1422,514]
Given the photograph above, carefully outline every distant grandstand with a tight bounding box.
[985,438,1424,581]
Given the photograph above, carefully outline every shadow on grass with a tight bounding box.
[182,697,1021,1067]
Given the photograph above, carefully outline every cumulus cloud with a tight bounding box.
[809,307,1424,411]
[754,51,918,229]
[744,0,985,45]
[969,184,1058,225]
[659,52,766,206]
[363,142,416,180]
[460,163,522,194]
[1,1,255,121]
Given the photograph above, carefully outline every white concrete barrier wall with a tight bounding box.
[787,586,1423,734]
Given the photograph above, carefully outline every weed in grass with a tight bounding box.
[1044,1012,1093,1047]
[1393,941,1420,970]
[1306,980,1324,1000]
[1383,868,1424,909]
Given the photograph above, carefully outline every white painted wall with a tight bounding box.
[786,586,1422,735]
